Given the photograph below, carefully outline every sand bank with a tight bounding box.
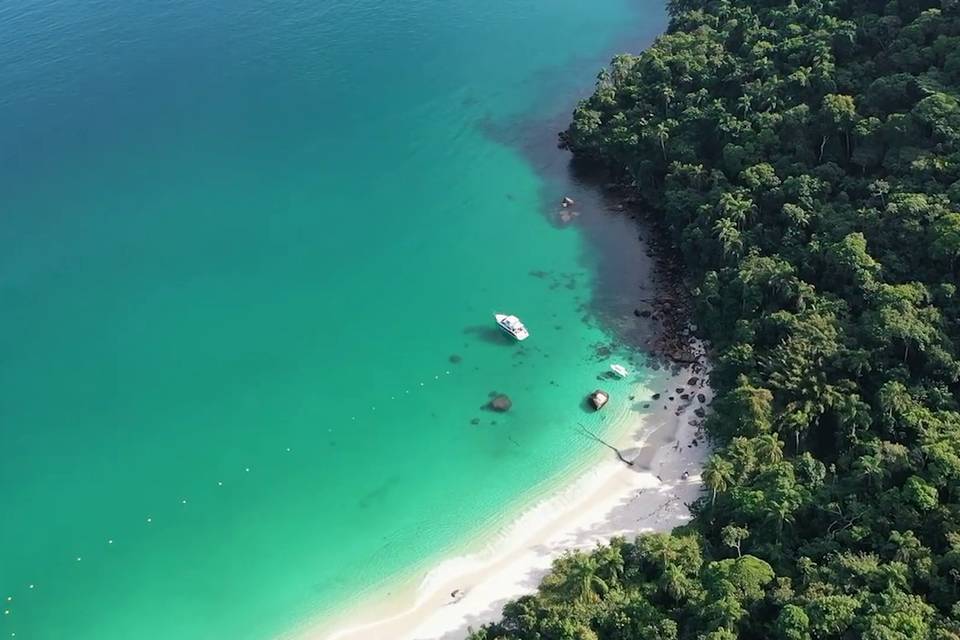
[304,364,710,640]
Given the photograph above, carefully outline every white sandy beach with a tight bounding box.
[303,361,711,640]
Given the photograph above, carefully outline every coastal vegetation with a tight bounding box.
[469,0,960,637]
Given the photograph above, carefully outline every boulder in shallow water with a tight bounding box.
[489,394,512,412]
[588,390,609,410]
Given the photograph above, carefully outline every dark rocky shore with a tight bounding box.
[555,185,707,378]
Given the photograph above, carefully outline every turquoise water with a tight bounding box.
[0,1,666,638]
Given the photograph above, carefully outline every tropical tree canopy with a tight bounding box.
[470,0,960,636]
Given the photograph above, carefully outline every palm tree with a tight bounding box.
[754,434,784,465]
[718,191,755,229]
[662,85,675,114]
[868,179,890,206]
[642,533,680,570]
[572,562,609,604]
[713,218,743,258]
[768,498,796,541]
[764,92,784,113]
[737,94,752,117]
[855,452,886,489]
[660,563,689,600]
[654,122,670,160]
[552,554,611,605]
[703,456,735,506]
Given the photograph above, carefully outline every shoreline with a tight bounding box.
[299,354,710,640]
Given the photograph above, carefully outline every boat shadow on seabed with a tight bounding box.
[462,325,516,346]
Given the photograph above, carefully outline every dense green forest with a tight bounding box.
[469,0,960,637]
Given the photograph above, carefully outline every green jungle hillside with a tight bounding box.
[470,0,960,637]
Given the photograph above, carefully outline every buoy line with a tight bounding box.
[1,364,458,635]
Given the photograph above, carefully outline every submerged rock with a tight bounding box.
[489,394,512,412]
[449,354,463,364]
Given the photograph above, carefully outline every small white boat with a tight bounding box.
[495,313,529,341]
[610,364,629,378]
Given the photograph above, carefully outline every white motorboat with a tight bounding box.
[494,313,529,341]
[610,364,629,378]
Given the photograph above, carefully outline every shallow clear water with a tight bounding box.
[0,1,666,638]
